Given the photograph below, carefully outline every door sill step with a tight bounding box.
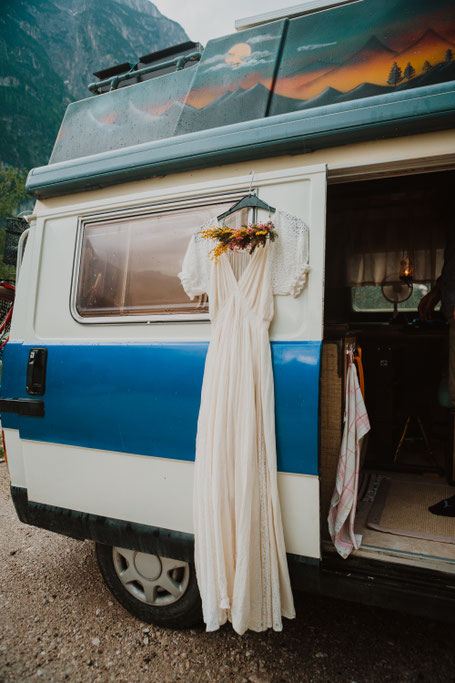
[322,539,455,575]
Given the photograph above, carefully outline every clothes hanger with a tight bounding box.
[217,172,276,221]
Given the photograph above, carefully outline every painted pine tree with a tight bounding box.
[445,49,453,62]
[423,60,433,72]
[403,62,416,80]
[387,61,403,86]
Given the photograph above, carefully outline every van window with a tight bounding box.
[351,283,437,313]
[75,202,243,320]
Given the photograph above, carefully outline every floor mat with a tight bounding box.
[367,478,455,544]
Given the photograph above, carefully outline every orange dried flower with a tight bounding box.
[199,221,277,262]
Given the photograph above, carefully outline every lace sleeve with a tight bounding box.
[270,210,310,297]
[178,228,213,300]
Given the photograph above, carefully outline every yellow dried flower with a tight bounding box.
[198,220,277,262]
[210,242,228,262]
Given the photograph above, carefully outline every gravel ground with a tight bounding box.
[1,462,454,683]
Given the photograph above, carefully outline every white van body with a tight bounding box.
[3,0,455,622]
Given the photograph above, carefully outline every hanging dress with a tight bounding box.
[179,209,310,635]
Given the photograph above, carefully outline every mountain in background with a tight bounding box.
[0,0,188,169]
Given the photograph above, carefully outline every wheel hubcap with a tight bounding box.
[134,552,162,581]
[112,547,190,606]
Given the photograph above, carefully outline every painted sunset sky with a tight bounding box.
[274,0,455,103]
[184,20,284,109]
[185,0,455,109]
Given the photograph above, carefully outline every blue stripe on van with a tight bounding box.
[0,341,321,476]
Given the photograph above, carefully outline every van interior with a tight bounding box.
[321,169,455,574]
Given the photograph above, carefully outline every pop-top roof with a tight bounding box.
[27,0,455,198]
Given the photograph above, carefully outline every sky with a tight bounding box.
[152,0,299,45]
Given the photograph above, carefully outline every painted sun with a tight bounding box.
[225,43,252,68]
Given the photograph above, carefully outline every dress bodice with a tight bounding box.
[178,209,310,306]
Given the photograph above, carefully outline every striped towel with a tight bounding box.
[328,356,370,559]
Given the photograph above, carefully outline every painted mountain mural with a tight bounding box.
[49,0,455,165]
[50,69,195,163]
[269,0,455,113]
[270,31,455,113]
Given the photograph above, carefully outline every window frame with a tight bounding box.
[350,283,435,315]
[70,192,245,325]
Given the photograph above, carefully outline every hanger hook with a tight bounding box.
[248,170,255,195]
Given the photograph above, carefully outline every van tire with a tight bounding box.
[95,543,202,629]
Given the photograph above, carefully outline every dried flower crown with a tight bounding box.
[199,221,277,262]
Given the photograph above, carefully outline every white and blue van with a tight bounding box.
[2,0,455,626]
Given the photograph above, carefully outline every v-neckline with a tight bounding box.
[222,245,265,289]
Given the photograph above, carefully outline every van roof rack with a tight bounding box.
[92,62,134,81]
[89,41,203,95]
[138,41,202,65]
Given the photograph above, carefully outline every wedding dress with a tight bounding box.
[179,209,310,634]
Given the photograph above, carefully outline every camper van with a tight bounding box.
[2,0,455,627]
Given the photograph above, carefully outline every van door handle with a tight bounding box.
[26,348,48,396]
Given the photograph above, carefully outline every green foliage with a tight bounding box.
[403,62,416,80]
[0,239,16,280]
[0,165,28,280]
[0,166,28,217]
[387,61,403,86]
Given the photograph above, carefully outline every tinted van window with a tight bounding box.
[75,202,240,318]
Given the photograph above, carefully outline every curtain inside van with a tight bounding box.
[329,187,447,286]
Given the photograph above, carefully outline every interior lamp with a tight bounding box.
[399,256,415,283]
